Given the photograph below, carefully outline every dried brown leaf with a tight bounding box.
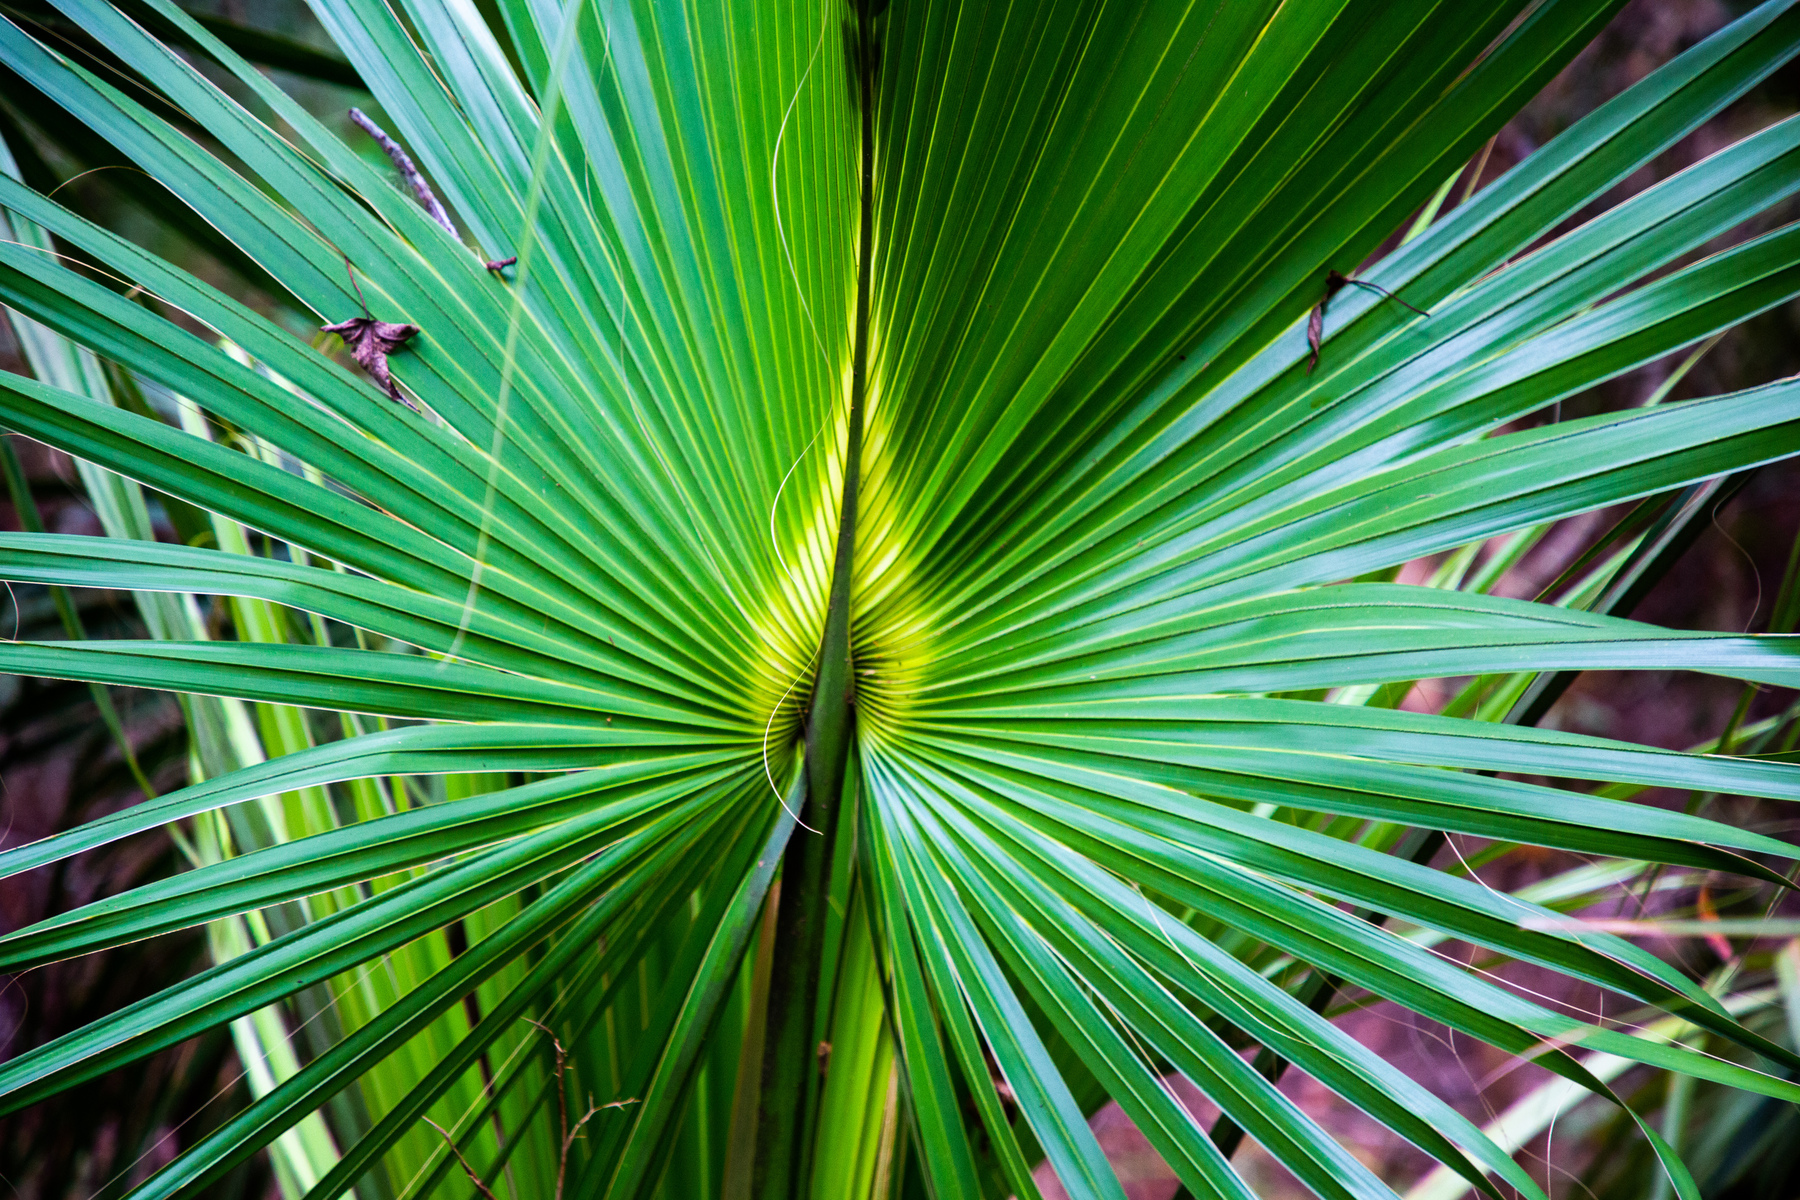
[322,316,420,409]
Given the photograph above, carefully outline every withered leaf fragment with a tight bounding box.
[322,316,420,409]
[1305,272,1347,375]
[1306,269,1427,375]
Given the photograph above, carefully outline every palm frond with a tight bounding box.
[4,2,1800,1198]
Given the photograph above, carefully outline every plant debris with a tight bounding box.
[1307,269,1428,374]
[321,315,420,409]
[422,1117,501,1200]
[350,108,456,237]
[528,1019,604,1200]
[350,107,517,274]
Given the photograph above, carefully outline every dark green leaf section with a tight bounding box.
[913,0,1800,647]
[0,777,741,1115]
[0,762,747,969]
[0,533,704,698]
[910,729,1794,882]
[0,230,749,708]
[131,787,767,1200]
[600,780,798,1199]
[306,793,763,1200]
[0,722,709,879]
[931,584,1800,704]
[0,639,717,729]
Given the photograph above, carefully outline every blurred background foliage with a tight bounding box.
[3,0,1800,1198]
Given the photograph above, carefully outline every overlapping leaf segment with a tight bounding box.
[3,0,1800,1197]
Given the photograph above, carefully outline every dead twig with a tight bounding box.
[349,107,458,240]
[349,108,516,273]
[423,1117,501,1200]
[559,1098,601,1200]
[528,1018,616,1200]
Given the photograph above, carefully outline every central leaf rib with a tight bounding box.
[751,2,878,1196]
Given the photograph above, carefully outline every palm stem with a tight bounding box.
[752,4,877,1196]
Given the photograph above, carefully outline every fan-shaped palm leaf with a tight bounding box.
[5,2,1800,1198]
